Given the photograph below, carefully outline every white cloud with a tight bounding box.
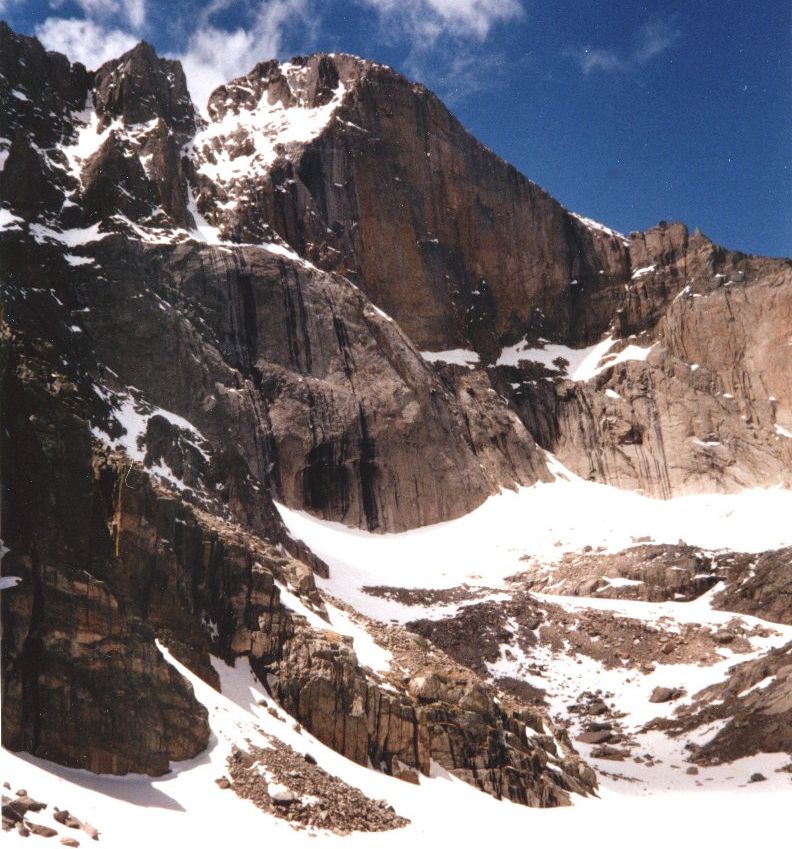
[361,0,524,41]
[72,0,146,32]
[178,0,311,110]
[179,27,262,109]
[568,19,679,75]
[35,17,138,69]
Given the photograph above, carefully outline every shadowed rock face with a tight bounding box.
[1,29,549,534]
[0,325,210,775]
[713,548,792,626]
[37,234,546,531]
[93,41,196,137]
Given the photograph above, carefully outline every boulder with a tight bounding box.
[649,687,685,704]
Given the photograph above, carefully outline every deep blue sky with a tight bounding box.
[5,0,791,257]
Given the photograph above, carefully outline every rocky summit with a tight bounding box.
[1,21,791,848]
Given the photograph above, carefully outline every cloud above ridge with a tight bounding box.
[35,17,139,69]
[32,0,524,109]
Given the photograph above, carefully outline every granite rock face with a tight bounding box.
[184,51,792,499]
[1,27,549,535]
[504,343,791,499]
[191,53,633,355]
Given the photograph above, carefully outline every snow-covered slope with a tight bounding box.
[3,635,790,849]
[269,457,792,843]
[277,457,792,620]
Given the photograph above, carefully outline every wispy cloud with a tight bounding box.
[360,0,524,42]
[404,47,512,105]
[361,0,525,105]
[567,19,680,75]
[633,20,678,64]
[573,47,623,74]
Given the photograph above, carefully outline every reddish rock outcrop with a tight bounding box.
[192,54,632,355]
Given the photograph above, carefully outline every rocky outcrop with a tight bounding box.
[713,548,792,626]
[404,580,768,682]
[0,21,90,151]
[513,544,722,602]
[89,42,197,226]
[93,42,196,137]
[647,642,792,765]
[509,543,792,614]
[266,616,594,806]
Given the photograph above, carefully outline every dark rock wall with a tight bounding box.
[0,322,209,775]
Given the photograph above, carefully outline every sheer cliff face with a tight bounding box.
[2,29,789,526]
[185,51,792,500]
[191,54,633,354]
[0,29,549,536]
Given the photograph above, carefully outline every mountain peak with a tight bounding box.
[204,52,375,121]
[93,39,195,135]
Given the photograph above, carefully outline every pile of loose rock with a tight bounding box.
[568,691,634,762]
[224,743,409,834]
[1,785,99,843]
